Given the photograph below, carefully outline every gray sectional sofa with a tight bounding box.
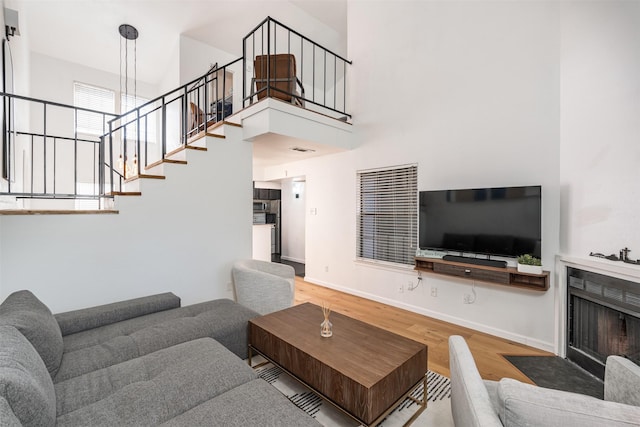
[0,290,320,426]
[449,335,640,427]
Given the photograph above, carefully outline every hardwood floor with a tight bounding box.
[294,277,553,384]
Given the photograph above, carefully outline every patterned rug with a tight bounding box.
[254,360,453,427]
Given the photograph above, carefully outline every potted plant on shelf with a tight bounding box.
[517,254,543,274]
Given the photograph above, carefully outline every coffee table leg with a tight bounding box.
[402,375,427,427]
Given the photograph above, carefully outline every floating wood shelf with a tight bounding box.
[414,257,549,291]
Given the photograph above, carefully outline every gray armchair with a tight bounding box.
[231,260,295,315]
[448,335,640,427]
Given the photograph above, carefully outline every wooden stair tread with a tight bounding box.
[207,120,242,131]
[144,158,187,170]
[107,191,142,196]
[0,209,119,215]
[124,174,165,184]
[205,132,225,139]
[165,145,208,158]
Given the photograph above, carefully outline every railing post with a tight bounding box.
[266,18,271,99]
[98,135,104,198]
[43,104,47,194]
[161,96,167,155]
[182,88,188,143]
[243,38,246,108]
[136,109,140,176]
[109,121,114,194]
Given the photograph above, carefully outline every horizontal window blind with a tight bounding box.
[74,82,115,136]
[357,165,418,265]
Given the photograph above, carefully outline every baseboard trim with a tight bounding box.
[303,276,555,353]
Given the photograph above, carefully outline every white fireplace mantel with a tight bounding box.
[559,254,640,284]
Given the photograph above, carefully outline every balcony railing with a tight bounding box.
[242,16,352,120]
[0,92,117,205]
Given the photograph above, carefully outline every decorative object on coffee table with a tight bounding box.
[321,302,332,337]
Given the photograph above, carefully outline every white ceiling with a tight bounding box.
[18,0,347,85]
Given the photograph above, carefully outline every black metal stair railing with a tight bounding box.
[1,92,117,206]
[242,16,352,120]
[102,58,241,195]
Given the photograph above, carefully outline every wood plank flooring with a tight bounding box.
[294,277,553,384]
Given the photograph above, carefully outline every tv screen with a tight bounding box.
[419,185,541,258]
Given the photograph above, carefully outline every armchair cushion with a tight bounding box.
[0,290,63,378]
[497,377,640,427]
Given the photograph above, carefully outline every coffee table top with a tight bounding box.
[249,302,427,388]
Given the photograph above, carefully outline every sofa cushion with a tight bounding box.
[497,377,640,427]
[55,338,257,426]
[55,292,181,336]
[0,325,56,427]
[0,290,63,378]
[159,378,322,426]
[55,299,258,382]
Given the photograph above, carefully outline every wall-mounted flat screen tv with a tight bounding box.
[419,185,541,258]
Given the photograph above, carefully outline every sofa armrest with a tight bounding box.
[54,292,181,336]
[498,378,640,427]
[605,356,640,406]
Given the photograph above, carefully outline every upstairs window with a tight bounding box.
[73,82,115,136]
[356,165,418,265]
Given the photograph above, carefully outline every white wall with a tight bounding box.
[281,178,306,263]
[0,131,253,312]
[262,1,562,351]
[560,1,640,258]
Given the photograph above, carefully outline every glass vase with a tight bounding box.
[320,319,333,337]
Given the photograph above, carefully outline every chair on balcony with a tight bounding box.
[188,102,205,137]
[252,54,305,107]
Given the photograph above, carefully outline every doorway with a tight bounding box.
[277,177,306,277]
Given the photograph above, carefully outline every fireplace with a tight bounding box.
[567,267,640,379]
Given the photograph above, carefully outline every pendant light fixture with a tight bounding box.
[118,23,138,178]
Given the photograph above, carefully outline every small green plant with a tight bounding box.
[517,254,542,266]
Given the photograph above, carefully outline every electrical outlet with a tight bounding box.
[463,294,472,304]
[430,287,438,297]
[398,284,404,293]
[407,281,414,291]
[324,265,329,273]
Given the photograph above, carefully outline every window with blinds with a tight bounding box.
[74,82,115,136]
[356,165,418,265]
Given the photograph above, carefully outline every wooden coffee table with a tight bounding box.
[248,303,428,426]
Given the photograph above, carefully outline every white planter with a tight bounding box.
[517,263,543,275]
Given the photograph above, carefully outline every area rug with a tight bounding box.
[254,360,453,427]
[504,355,603,399]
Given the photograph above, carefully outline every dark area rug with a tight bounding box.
[504,355,604,399]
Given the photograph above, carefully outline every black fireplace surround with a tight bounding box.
[567,267,640,379]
